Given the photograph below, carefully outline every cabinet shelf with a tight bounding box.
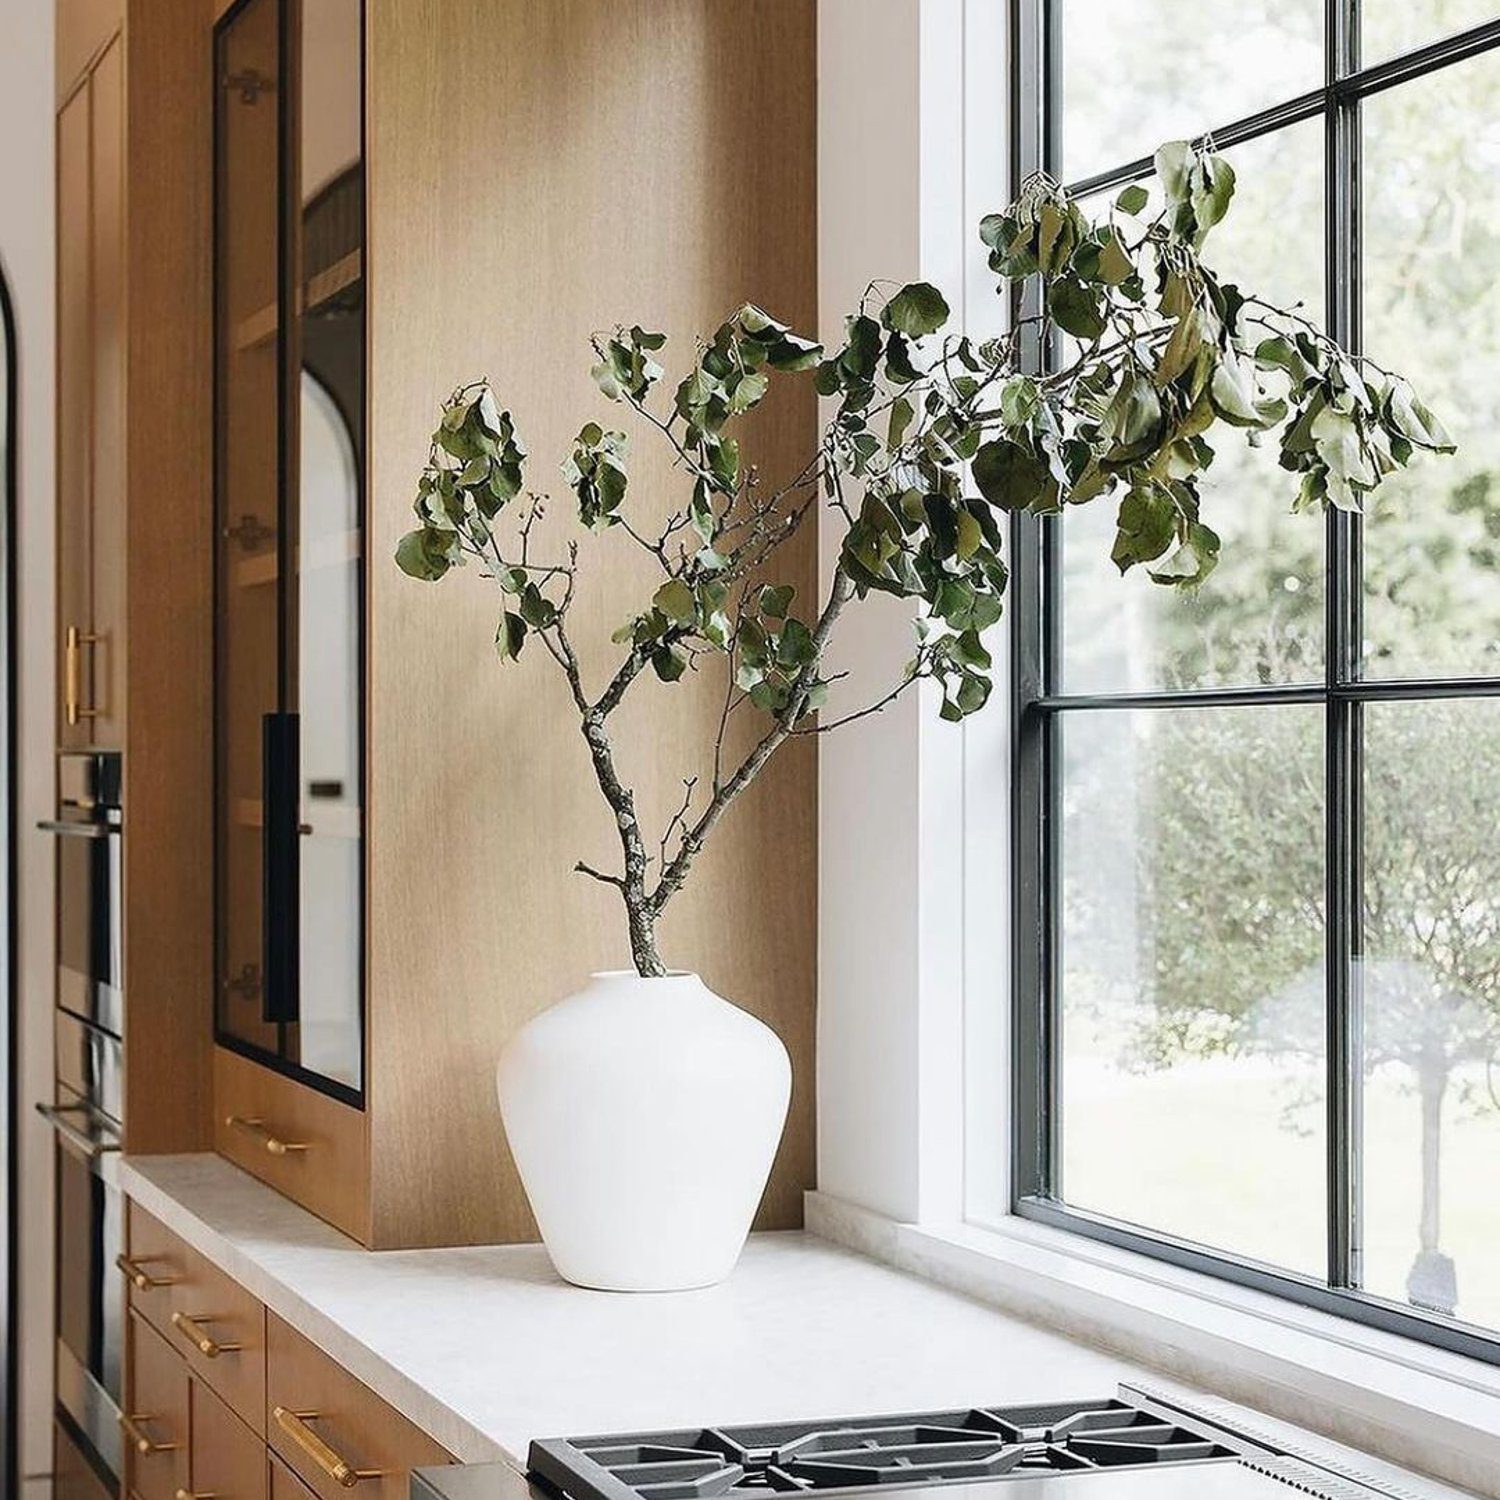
[231,249,363,353]
[232,528,361,589]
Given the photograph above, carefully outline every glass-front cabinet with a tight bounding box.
[214,0,364,1100]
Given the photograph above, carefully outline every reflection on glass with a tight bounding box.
[1059,704,1326,1274]
[288,0,364,1090]
[1360,699,1500,1332]
[1059,124,1326,694]
[1060,0,1321,184]
[215,0,280,1057]
[1363,1,1497,67]
[1362,50,1500,680]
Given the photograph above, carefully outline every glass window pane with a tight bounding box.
[1060,0,1322,184]
[1363,2,1498,68]
[1058,704,1326,1275]
[1058,124,1326,695]
[1362,51,1500,680]
[1360,698,1500,1333]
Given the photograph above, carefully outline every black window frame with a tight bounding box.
[1008,0,1500,1366]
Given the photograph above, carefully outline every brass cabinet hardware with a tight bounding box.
[170,1310,243,1358]
[176,1491,219,1500]
[115,1251,179,1292]
[225,1114,310,1156]
[64,625,105,725]
[118,1412,181,1456]
[273,1406,383,1488]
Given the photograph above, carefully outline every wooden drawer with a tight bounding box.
[271,1452,318,1500]
[125,1200,268,1434]
[192,1378,269,1500]
[267,1314,453,1500]
[122,1201,189,1341]
[167,1238,267,1435]
[215,1045,370,1243]
[125,1311,190,1500]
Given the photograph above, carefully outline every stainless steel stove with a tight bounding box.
[413,1385,1432,1500]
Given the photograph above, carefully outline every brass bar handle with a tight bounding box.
[116,1251,179,1292]
[273,1407,383,1488]
[171,1309,243,1358]
[225,1114,310,1156]
[176,1491,219,1500]
[64,625,104,725]
[118,1412,181,1456]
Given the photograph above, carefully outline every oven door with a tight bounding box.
[47,1100,124,1483]
[42,811,123,1039]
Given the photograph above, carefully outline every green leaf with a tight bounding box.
[519,584,556,629]
[1047,277,1106,340]
[1096,230,1133,286]
[1115,183,1150,215]
[728,370,770,415]
[495,610,528,661]
[776,617,816,669]
[652,578,696,624]
[973,439,1052,512]
[882,282,951,338]
[1110,487,1176,572]
[888,396,915,449]
[955,507,982,561]
[766,332,824,371]
[1154,140,1192,205]
[651,644,687,683]
[998,375,1041,428]
[758,584,794,619]
[394,528,456,582]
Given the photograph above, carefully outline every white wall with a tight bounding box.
[816,0,1009,1228]
[0,4,57,1487]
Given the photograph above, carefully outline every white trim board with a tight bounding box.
[806,1191,1500,1498]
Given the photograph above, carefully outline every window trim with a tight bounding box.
[1007,0,1500,1368]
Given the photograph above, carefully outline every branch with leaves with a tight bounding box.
[397,140,1452,977]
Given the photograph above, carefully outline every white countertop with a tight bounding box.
[119,1154,1145,1467]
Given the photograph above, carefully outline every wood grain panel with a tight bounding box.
[266,1315,453,1500]
[125,1200,191,1343]
[167,1248,268,1437]
[191,1378,269,1500]
[89,33,126,749]
[365,0,818,1248]
[214,1045,371,1243]
[121,0,217,1154]
[126,1311,191,1500]
[56,0,123,103]
[56,80,93,751]
[271,1451,320,1500]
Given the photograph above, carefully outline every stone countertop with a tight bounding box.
[119,1154,1144,1467]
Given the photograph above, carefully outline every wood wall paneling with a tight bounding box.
[120,0,216,1152]
[366,0,819,1247]
[56,0,123,104]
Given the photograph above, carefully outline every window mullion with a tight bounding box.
[1325,0,1363,1295]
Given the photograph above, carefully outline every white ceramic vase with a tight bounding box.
[496,970,792,1291]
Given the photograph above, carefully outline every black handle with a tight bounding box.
[262,711,300,1024]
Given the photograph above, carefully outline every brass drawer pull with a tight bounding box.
[225,1114,310,1156]
[273,1406,384,1488]
[64,624,104,725]
[171,1309,243,1358]
[116,1252,179,1292]
[176,1491,219,1500]
[118,1412,181,1456]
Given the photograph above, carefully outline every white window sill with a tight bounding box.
[804,1190,1500,1496]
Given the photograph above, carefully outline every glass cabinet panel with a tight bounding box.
[214,0,364,1098]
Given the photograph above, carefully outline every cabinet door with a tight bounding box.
[191,1377,269,1500]
[57,77,93,750]
[54,1417,117,1500]
[214,0,282,1056]
[88,32,126,748]
[124,1311,190,1500]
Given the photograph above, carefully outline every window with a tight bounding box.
[1010,1,1500,1362]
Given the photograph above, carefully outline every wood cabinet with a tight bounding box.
[121,1199,456,1496]
[56,29,125,750]
[203,0,818,1253]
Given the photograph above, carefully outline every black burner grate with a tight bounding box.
[528,1398,1244,1500]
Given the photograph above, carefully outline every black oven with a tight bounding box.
[40,752,122,1037]
[39,749,126,1482]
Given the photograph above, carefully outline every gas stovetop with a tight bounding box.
[517,1387,1416,1500]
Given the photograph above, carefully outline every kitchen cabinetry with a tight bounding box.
[203,0,819,1253]
[56,27,125,750]
[120,1202,455,1497]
